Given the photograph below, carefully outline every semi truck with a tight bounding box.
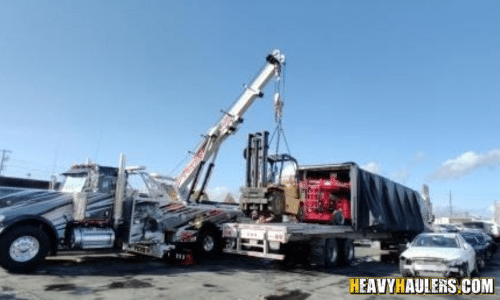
[0,49,285,273]
[224,162,433,266]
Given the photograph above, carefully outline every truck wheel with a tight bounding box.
[324,238,339,267]
[0,226,50,273]
[196,228,220,257]
[339,239,355,266]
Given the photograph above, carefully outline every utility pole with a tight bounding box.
[0,149,12,176]
[449,190,452,218]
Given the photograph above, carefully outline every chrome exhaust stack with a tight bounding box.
[114,153,126,229]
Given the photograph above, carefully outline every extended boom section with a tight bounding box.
[174,50,285,203]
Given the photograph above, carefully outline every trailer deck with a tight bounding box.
[223,222,391,260]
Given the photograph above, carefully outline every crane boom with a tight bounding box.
[174,49,285,202]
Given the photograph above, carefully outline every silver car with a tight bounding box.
[400,233,476,278]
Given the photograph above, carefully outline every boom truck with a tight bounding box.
[223,133,433,266]
[0,49,285,273]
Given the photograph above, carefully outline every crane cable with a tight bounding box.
[269,63,291,156]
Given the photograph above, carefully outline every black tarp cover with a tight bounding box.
[298,162,426,234]
[355,166,425,233]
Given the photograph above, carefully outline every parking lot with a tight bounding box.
[0,245,498,300]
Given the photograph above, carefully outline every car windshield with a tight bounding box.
[412,235,459,248]
[463,223,483,229]
[462,235,479,246]
[474,234,486,244]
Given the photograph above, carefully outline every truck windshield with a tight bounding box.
[60,175,88,193]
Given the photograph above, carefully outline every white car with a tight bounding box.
[400,233,476,278]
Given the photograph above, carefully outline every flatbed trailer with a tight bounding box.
[223,222,392,262]
[223,162,433,266]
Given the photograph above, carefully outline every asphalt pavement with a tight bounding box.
[0,245,499,300]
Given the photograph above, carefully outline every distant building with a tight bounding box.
[434,216,475,225]
[0,176,58,190]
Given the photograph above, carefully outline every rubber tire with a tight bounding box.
[0,225,50,273]
[339,239,355,266]
[324,238,339,267]
[461,262,471,279]
[477,255,485,271]
[472,261,480,277]
[400,261,409,277]
[196,229,221,258]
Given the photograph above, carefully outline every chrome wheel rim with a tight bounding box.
[203,235,215,252]
[9,236,40,262]
[225,239,236,250]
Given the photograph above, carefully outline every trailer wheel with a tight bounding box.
[0,226,50,273]
[324,238,339,267]
[339,239,354,266]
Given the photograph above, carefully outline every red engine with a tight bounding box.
[298,176,351,224]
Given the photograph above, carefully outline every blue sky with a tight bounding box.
[1,1,499,213]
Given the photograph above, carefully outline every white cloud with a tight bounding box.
[391,169,409,183]
[390,151,426,183]
[280,164,297,183]
[361,161,381,174]
[429,149,500,180]
[412,151,426,165]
